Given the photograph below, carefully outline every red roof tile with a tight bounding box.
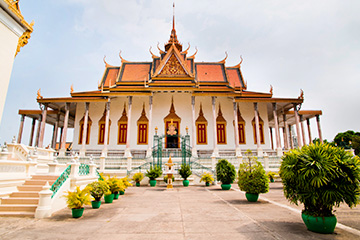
[196,64,227,82]
[227,68,242,88]
[104,68,120,87]
[120,63,151,82]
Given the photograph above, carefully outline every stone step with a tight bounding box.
[31,175,59,181]
[24,179,55,186]
[1,198,39,205]
[0,211,34,217]
[10,191,39,198]
[17,185,44,192]
[0,205,37,212]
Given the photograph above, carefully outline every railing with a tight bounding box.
[79,163,90,175]
[50,165,71,198]
[190,161,215,178]
[127,162,153,175]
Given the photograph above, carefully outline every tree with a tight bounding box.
[333,130,360,155]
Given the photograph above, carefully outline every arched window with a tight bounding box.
[252,116,265,144]
[196,103,207,144]
[137,104,149,145]
[118,104,127,145]
[216,104,227,144]
[237,106,246,144]
[78,116,92,145]
[98,109,111,145]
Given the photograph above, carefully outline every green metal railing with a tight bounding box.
[50,165,71,198]
[126,162,153,175]
[190,161,215,177]
[79,163,90,175]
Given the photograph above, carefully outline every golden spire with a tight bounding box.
[165,2,182,52]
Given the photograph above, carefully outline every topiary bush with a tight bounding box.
[179,164,192,180]
[280,142,360,217]
[145,165,163,180]
[238,152,269,194]
[87,180,110,201]
[216,159,236,184]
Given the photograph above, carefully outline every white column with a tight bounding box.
[29,118,36,146]
[124,96,133,157]
[289,125,294,149]
[38,104,48,148]
[293,104,303,148]
[300,115,306,146]
[272,103,282,156]
[102,101,110,156]
[80,102,89,157]
[316,115,323,143]
[269,127,274,150]
[35,115,42,147]
[307,118,312,144]
[283,114,289,150]
[146,96,153,158]
[211,96,219,157]
[51,113,60,149]
[233,100,241,156]
[254,102,263,156]
[17,115,25,144]
[191,96,198,157]
[59,103,70,156]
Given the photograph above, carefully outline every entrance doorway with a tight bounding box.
[165,120,179,148]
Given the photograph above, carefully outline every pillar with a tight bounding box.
[191,96,198,157]
[38,104,48,148]
[306,118,312,144]
[283,114,289,150]
[102,100,110,156]
[59,127,64,150]
[254,102,263,156]
[29,118,36,146]
[316,115,323,143]
[125,96,132,157]
[17,114,25,144]
[51,113,60,149]
[300,115,306,146]
[289,125,294,149]
[233,100,241,156]
[272,103,282,156]
[147,96,153,157]
[269,127,274,150]
[35,115,42,147]
[59,103,70,156]
[211,96,219,157]
[293,104,303,148]
[80,102,89,156]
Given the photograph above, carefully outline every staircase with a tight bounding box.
[0,175,58,217]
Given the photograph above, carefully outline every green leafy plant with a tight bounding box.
[280,142,360,217]
[145,165,163,180]
[121,177,133,188]
[64,186,91,209]
[216,159,236,184]
[163,175,175,183]
[267,171,276,182]
[200,172,214,184]
[238,151,269,194]
[132,172,144,183]
[87,181,110,201]
[178,164,192,180]
[106,176,125,194]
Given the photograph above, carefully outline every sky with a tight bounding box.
[1,0,360,146]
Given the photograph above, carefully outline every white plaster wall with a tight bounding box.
[0,8,25,125]
[72,94,271,151]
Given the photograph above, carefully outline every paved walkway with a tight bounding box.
[0,183,359,240]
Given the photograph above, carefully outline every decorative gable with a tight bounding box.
[159,54,187,77]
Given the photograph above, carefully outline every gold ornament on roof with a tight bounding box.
[70,84,74,94]
[15,21,34,56]
[37,88,43,99]
[298,89,304,99]
[159,54,186,76]
[270,85,273,95]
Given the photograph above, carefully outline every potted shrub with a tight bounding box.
[87,180,110,209]
[280,142,360,234]
[200,172,214,186]
[267,171,276,182]
[104,176,124,202]
[132,172,144,187]
[179,164,192,186]
[64,186,91,218]
[216,159,236,190]
[145,165,162,187]
[120,176,133,194]
[238,152,269,202]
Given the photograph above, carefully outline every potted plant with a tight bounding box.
[238,151,269,202]
[145,165,162,187]
[87,180,110,209]
[104,176,124,202]
[200,172,214,186]
[280,142,360,234]
[216,159,236,190]
[120,176,133,194]
[267,171,276,182]
[64,186,91,218]
[132,172,144,187]
[179,164,192,186]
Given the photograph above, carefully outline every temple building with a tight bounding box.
[16,14,323,162]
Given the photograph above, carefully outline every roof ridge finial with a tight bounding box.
[173,2,175,31]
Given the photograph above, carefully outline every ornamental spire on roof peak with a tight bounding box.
[165,2,182,52]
